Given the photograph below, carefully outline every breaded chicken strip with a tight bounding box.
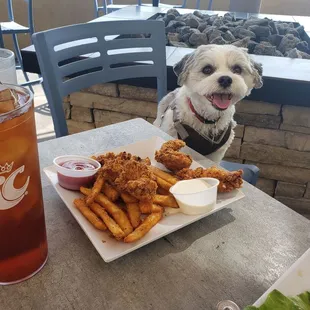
[155,140,192,172]
[176,167,243,193]
[98,152,157,201]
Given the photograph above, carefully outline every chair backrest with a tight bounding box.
[7,0,34,34]
[94,0,100,17]
[195,0,212,10]
[32,20,167,137]
[0,27,4,48]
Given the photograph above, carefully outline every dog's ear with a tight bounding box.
[250,59,263,89]
[239,47,263,89]
[173,52,195,86]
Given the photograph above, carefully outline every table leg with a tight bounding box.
[152,0,159,7]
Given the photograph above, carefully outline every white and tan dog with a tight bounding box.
[154,44,263,163]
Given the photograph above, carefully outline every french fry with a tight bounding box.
[81,187,133,236]
[124,210,163,243]
[86,174,104,206]
[139,200,153,214]
[157,186,171,196]
[89,203,125,240]
[102,183,119,202]
[74,198,107,230]
[126,203,141,228]
[121,192,138,203]
[152,204,163,213]
[150,166,178,185]
[139,201,163,213]
[156,176,173,191]
[154,195,179,208]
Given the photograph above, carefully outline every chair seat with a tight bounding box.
[220,160,260,186]
[0,21,30,34]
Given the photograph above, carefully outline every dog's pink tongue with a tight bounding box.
[212,94,231,109]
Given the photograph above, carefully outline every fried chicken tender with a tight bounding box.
[96,152,150,166]
[155,140,193,171]
[176,167,243,193]
[99,153,157,201]
[115,160,157,201]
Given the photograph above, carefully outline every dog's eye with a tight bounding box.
[202,65,214,75]
[232,65,242,74]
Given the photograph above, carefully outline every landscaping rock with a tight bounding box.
[189,33,208,46]
[198,22,209,32]
[234,26,256,39]
[296,41,309,53]
[254,43,277,56]
[193,10,205,20]
[222,30,235,42]
[210,36,227,45]
[232,37,250,48]
[159,12,310,59]
[278,34,300,54]
[268,34,283,47]
[165,20,186,33]
[212,17,224,28]
[244,17,269,28]
[166,9,181,17]
[248,25,271,37]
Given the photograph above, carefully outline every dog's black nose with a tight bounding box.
[218,76,232,88]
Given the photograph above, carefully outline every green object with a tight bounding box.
[244,290,310,310]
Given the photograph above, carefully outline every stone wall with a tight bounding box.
[63,83,310,218]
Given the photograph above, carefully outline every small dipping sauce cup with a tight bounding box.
[53,155,101,190]
[169,178,219,215]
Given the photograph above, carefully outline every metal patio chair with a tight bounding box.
[220,160,259,185]
[94,0,128,17]
[1,0,41,90]
[32,20,167,138]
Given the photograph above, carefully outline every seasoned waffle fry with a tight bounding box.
[89,203,125,240]
[102,183,119,202]
[86,174,104,206]
[124,209,163,243]
[81,187,133,236]
[126,203,141,228]
[74,198,107,230]
[154,195,179,208]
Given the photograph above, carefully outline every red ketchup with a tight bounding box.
[57,160,97,190]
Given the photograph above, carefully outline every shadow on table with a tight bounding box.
[159,208,236,256]
[113,208,236,264]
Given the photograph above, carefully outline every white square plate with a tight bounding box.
[43,136,245,262]
[254,248,310,306]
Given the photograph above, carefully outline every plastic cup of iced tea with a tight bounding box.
[0,83,48,285]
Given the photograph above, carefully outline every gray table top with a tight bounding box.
[1,118,310,310]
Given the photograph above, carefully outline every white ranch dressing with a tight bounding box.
[169,178,219,215]
[171,179,210,194]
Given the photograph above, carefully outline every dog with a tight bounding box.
[154,44,263,163]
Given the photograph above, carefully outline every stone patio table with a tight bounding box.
[1,118,309,310]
